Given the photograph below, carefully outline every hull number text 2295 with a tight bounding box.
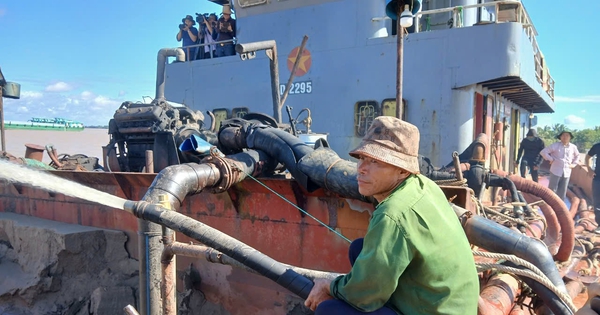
[279,81,312,95]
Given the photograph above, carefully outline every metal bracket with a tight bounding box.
[239,51,257,61]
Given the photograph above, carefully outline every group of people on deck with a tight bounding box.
[176,4,236,61]
[515,129,600,232]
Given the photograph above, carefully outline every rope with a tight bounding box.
[232,165,352,243]
[433,178,467,187]
[475,263,576,314]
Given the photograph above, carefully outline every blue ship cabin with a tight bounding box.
[162,0,554,170]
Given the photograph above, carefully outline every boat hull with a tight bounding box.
[0,170,473,314]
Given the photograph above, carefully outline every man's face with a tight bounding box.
[560,133,571,144]
[356,155,407,201]
[185,19,193,27]
[223,13,230,21]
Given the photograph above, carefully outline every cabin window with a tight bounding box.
[232,107,249,118]
[354,101,379,137]
[212,108,230,131]
[381,98,407,120]
[237,0,267,8]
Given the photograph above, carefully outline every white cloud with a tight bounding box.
[564,115,585,126]
[45,81,74,92]
[0,8,6,17]
[118,90,127,96]
[80,90,95,100]
[3,89,123,126]
[20,91,43,99]
[555,95,600,103]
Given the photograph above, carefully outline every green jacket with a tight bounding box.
[330,174,479,315]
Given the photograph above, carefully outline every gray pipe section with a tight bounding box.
[451,205,568,296]
[235,40,276,53]
[155,48,185,99]
[138,163,220,315]
[138,150,275,315]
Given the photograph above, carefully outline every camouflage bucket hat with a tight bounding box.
[349,116,420,174]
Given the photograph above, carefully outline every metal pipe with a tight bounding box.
[163,242,340,281]
[522,192,561,256]
[477,273,520,315]
[1,86,5,152]
[280,35,309,108]
[145,150,154,174]
[235,40,282,123]
[155,48,185,99]
[452,151,464,181]
[206,111,216,132]
[158,195,176,315]
[123,305,141,315]
[396,10,404,120]
[138,150,276,314]
[138,163,220,315]
[125,200,315,299]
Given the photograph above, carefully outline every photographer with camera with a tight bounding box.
[196,13,217,59]
[176,15,199,61]
[216,5,236,57]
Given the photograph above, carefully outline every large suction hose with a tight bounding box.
[219,123,318,191]
[126,200,315,299]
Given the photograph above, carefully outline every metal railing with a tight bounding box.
[374,0,555,101]
[180,38,237,60]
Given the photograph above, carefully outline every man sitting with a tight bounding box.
[305,117,479,314]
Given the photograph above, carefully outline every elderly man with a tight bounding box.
[305,117,479,314]
[540,130,581,202]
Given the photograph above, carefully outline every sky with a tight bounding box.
[0,0,598,128]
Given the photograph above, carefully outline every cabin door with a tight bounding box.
[474,93,485,135]
[511,109,520,171]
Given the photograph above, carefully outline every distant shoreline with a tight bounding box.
[85,126,109,129]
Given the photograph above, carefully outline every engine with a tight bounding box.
[107,98,217,172]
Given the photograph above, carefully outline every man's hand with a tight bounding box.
[570,164,577,169]
[226,24,233,32]
[533,166,539,170]
[514,161,519,167]
[304,279,333,311]
[575,283,600,315]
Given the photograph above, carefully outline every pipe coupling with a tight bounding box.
[201,155,237,193]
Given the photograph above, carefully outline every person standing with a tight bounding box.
[514,128,545,182]
[585,142,600,233]
[540,131,581,201]
[304,117,479,315]
[177,15,199,61]
[215,5,236,57]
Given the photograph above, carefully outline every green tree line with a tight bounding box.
[536,124,600,153]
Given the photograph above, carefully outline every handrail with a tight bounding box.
[371,0,554,101]
[181,38,237,60]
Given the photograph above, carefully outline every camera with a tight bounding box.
[179,24,185,30]
[195,13,209,23]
